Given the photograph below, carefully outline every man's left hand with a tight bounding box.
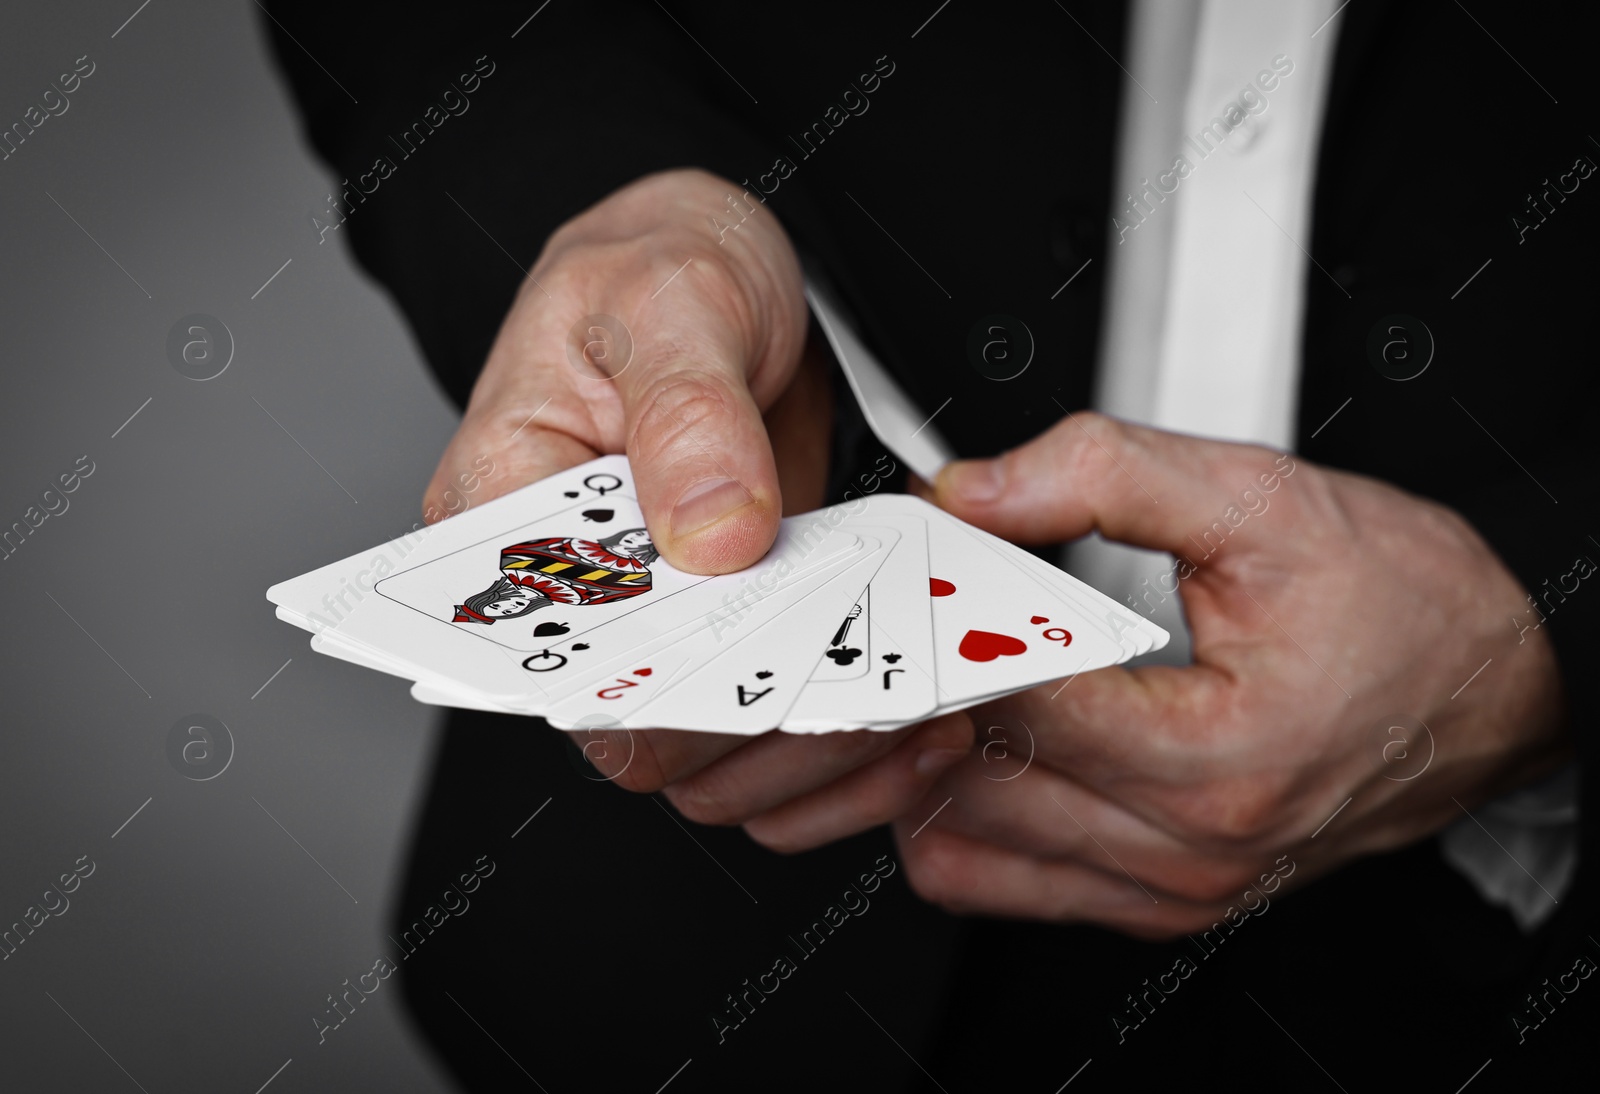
[758,414,1571,935]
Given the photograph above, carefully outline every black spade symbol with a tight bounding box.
[755,670,773,679]
[533,621,571,637]
[581,508,614,522]
[882,653,902,663]
[572,643,590,651]
[825,647,862,666]
[563,490,579,498]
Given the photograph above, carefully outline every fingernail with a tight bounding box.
[671,477,755,538]
[941,459,1003,503]
[915,747,969,778]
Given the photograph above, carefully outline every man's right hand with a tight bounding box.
[423,168,813,575]
[423,170,972,823]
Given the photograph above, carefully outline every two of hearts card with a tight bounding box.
[267,456,1167,735]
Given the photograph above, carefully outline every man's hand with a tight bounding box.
[429,169,976,804]
[759,413,1568,936]
[424,168,818,574]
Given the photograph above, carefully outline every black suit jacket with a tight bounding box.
[265,3,1597,1089]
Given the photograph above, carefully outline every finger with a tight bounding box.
[925,755,1262,905]
[891,820,1229,937]
[972,674,1262,836]
[661,717,958,828]
[738,714,976,852]
[929,410,1301,555]
[571,726,748,794]
[981,676,1337,860]
[613,252,803,575]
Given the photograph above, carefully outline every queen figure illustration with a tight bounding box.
[451,527,659,625]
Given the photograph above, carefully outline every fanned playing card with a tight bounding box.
[781,512,939,731]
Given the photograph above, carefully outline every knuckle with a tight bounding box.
[920,712,976,756]
[602,762,662,795]
[1170,778,1288,846]
[742,816,807,856]
[1071,408,1112,435]
[598,733,669,795]
[1063,411,1122,480]
[1417,497,1484,558]
[542,211,598,255]
[899,835,970,911]
[675,240,746,288]
[1161,864,1260,905]
[627,371,739,462]
[1080,409,1124,449]
[661,781,736,826]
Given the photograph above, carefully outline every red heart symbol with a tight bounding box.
[633,667,652,677]
[930,578,956,597]
[1030,615,1048,625]
[958,630,1027,662]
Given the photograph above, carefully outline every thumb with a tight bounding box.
[929,411,1299,556]
[609,244,805,575]
[616,345,784,575]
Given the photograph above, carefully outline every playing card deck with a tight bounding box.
[267,456,1167,735]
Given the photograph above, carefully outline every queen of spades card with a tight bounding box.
[451,527,659,624]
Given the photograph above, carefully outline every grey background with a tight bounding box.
[2,2,470,1089]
